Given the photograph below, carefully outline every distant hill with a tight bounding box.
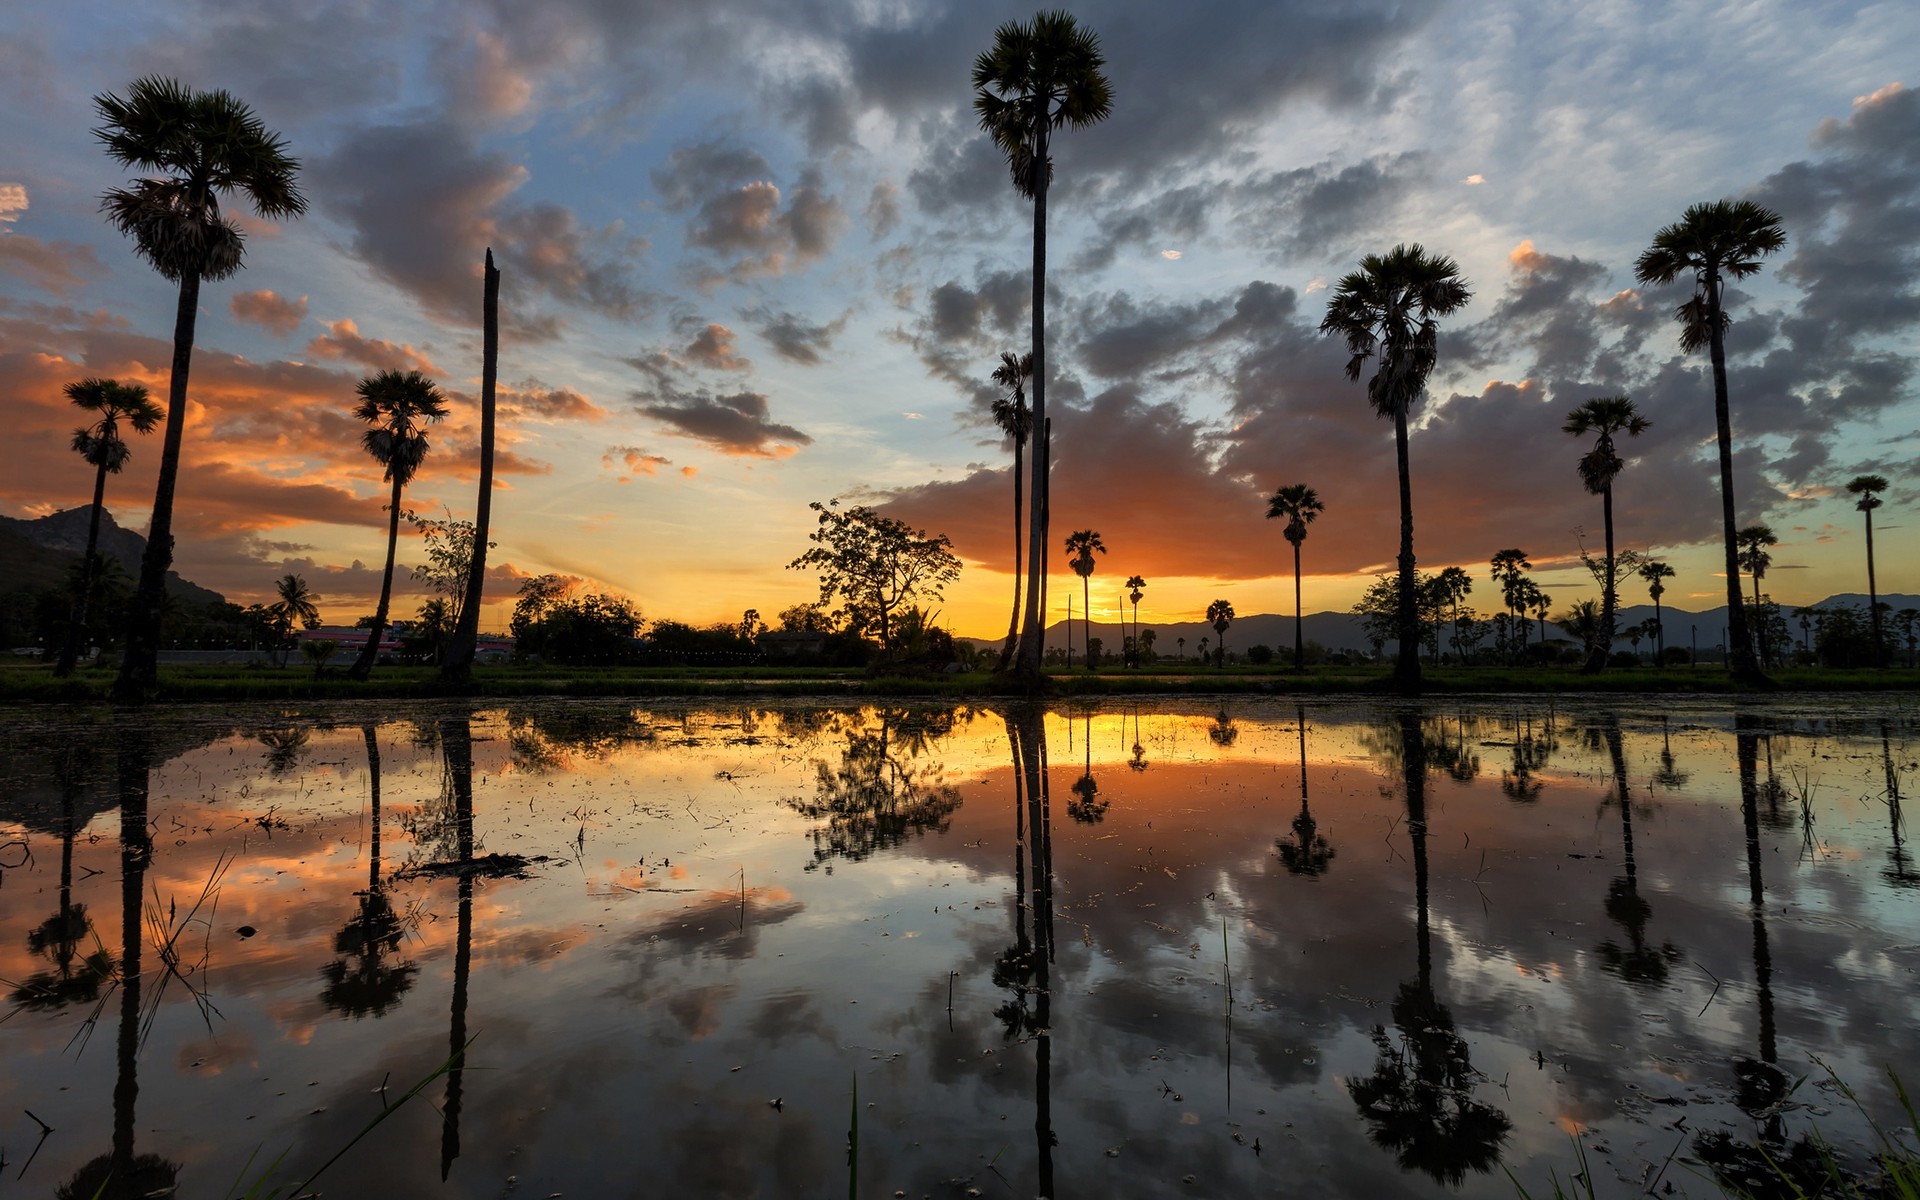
[0,507,230,613]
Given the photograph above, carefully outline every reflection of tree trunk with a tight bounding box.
[1009,707,1056,1196]
[441,716,475,1180]
[1402,713,1431,993]
[1735,720,1781,1115]
[1885,721,1917,886]
[114,726,151,1173]
[365,723,384,893]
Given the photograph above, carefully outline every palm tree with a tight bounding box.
[1736,524,1779,668]
[1207,599,1235,667]
[1124,574,1145,667]
[54,379,163,676]
[1564,396,1650,674]
[266,573,321,664]
[1321,245,1472,692]
[1064,530,1105,671]
[1490,549,1532,662]
[1845,474,1890,666]
[348,370,448,680]
[990,351,1035,672]
[1639,561,1676,667]
[96,77,307,703]
[1433,566,1472,665]
[974,13,1112,682]
[1635,200,1786,684]
[1266,484,1325,670]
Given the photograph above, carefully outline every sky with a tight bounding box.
[1,0,1916,639]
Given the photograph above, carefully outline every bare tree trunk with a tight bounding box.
[1014,122,1051,684]
[56,462,111,676]
[445,250,499,682]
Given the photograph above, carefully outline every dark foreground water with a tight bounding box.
[1,698,1915,1198]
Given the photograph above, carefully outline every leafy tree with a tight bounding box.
[97,77,307,701]
[1206,598,1235,667]
[1735,523,1779,667]
[1320,245,1472,692]
[786,500,961,659]
[1896,607,1920,668]
[1265,483,1324,670]
[526,593,644,665]
[1638,560,1676,666]
[990,351,1033,671]
[1564,395,1650,674]
[1064,529,1105,672]
[1139,626,1157,662]
[408,512,493,633]
[510,574,575,646]
[1845,474,1890,665]
[974,11,1111,680]
[1635,199,1786,683]
[55,378,163,676]
[348,370,447,679]
[777,603,834,634]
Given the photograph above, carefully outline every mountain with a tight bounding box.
[0,507,230,612]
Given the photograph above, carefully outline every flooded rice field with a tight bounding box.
[1,697,1916,1198]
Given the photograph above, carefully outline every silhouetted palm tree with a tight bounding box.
[975,12,1111,681]
[1064,529,1104,670]
[1266,483,1324,670]
[1736,523,1778,667]
[1321,245,1472,692]
[55,378,163,676]
[1845,474,1889,666]
[1489,549,1531,663]
[348,370,448,679]
[266,573,321,661]
[1206,598,1234,667]
[1638,560,1676,667]
[1636,200,1785,684]
[1432,566,1472,664]
[991,351,1034,672]
[96,77,306,702]
[1123,574,1145,667]
[1564,395,1650,674]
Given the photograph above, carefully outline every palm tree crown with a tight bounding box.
[268,573,322,632]
[990,351,1034,443]
[355,370,449,485]
[1266,483,1324,545]
[1563,396,1650,497]
[1634,199,1786,350]
[67,378,163,474]
[1319,244,1472,418]
[1736,524,1777,582]
[972,12,1113,200]
[1065,529,1105,577]
[1846,474,1888,514]
[95,76,307,283]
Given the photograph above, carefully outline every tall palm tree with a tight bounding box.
[1265,483,1324,671]
[974,12,1112,682]
[1635,199,1786,684]
[1124,574,1145,667]
[267,574,321,664]
[1207,599,1235,667]
[54,379,164,677]
[348,370,448,680]
[96,77,307,703]
[1490,549,1532,663]
[1736,523,1778,668]
[1433,566,1472,664]
[991,351,1034,672]
[1639,560,1676,667]
[1845,474,1889,666]
[1320,245,1472,692]
[1564,395,1651,674]
[1064,529,1105,671]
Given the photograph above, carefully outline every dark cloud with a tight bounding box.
[636,389,812,458]
[683,322,750,371]
[865,181,901,238]
[1244,152,1429,261]
[745,306,847,366]
[0,234,104,296]
[652,141,775,211]
[1072,184,1213,272]
[501,382,606,422]
[685,168,848,283]
[229,289,308,338]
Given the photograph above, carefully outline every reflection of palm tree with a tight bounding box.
[1208,708,1238,748]
[1594,717,1681,987]
[1880,721,1917,890]
[1651,714,1690,791]
[1349,712,1510,1183]
[1277,706,1334,877]
[13,748,114,1010]
[1003,706,1057,1196]
[1067,711,1106,823]
[257,725,312,777]
[58,726,181,1199]
[440,715,477,1181]
[1127,707,1147,772]
[321,724,417,1018]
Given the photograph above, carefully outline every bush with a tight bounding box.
[1246,644,1274,665]
[1609,650,1641,668]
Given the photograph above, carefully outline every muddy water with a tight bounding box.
[0,698,1915,1198]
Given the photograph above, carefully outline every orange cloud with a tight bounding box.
[230,289,308,337]
[305,318,440,375]
[0,233,105,295]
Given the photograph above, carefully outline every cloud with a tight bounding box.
[602,445,674,480]
[685,168,848,283]
[500,382,606,422]
[636,390,812,458]
[651,141,774,210]
[230,290,309,338]
[0,234,105,296]
[684,323,750,371]
[866,181,901,238]
[745,306,847,366]
[0,183,25,223]
[305,318,440,375]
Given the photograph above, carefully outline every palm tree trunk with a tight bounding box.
[351,476,406,680]
[1751,569,1768,668]
[1014,122,1051,683]
[1653,594,1665,668]
[1708,275,1763,683]
[1292,539,1304,671]
[1082,575,1091,672]
[1583,486,1617,674]
[364,723,382,893]
[997,437,1024,671]
[115,269,201,702]
[446,249,499,682]
[1865,507,1883,667]
[55,462,112,676]
[1391,409,1421,692]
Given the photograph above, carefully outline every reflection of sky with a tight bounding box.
[0,699,1914,1197]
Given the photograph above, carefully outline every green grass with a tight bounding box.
[3,657,1916,706]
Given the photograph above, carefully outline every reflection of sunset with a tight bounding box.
[1,699,1916,1198]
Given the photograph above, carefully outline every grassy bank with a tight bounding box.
[4,658,1917,705]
